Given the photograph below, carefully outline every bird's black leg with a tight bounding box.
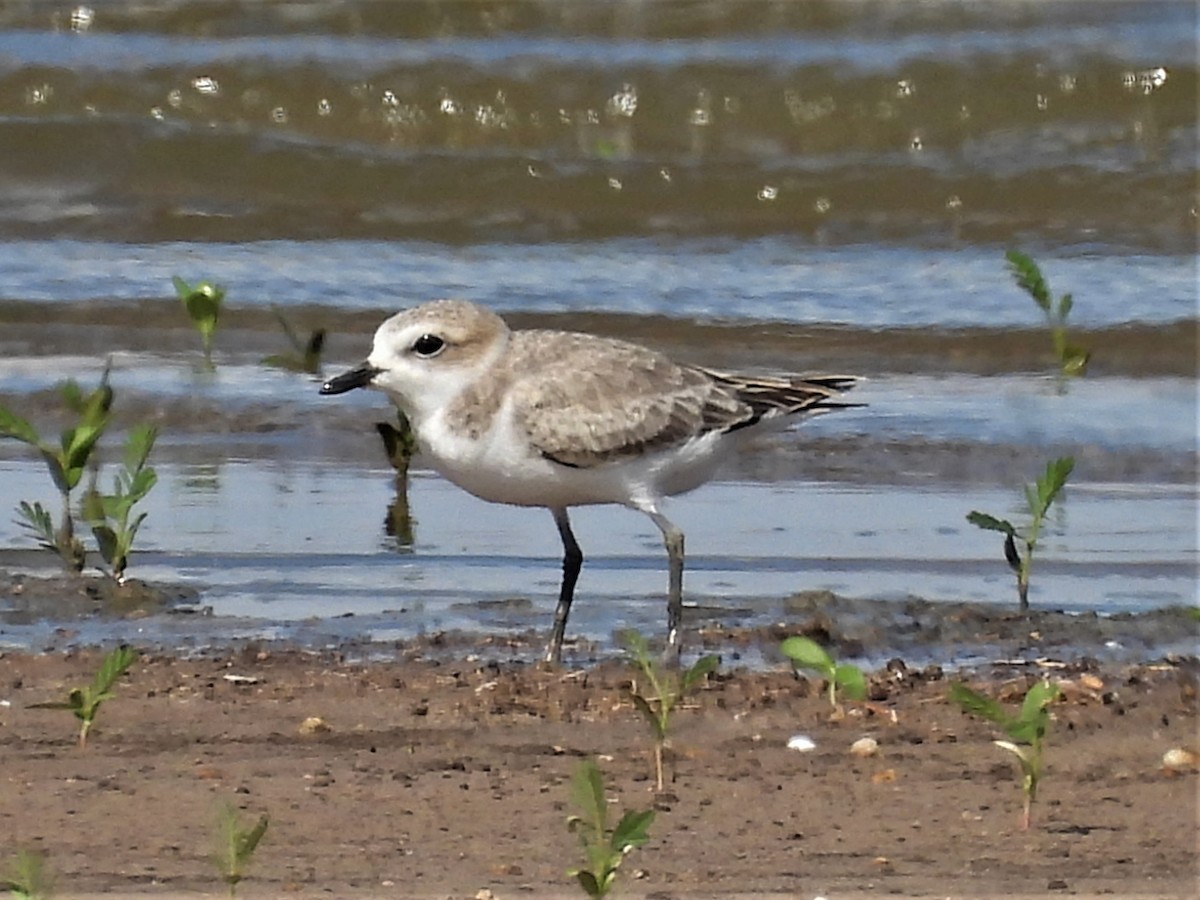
[546,507,583,665]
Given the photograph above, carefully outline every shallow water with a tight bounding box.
[0,461,1195,651]
[0,1,1195,658]
[0,240,1195,329]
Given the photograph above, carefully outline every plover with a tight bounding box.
[321,299,859,664]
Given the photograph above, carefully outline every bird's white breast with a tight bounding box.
[417,394,734,511]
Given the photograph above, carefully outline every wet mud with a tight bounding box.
[1,298,1196,377]
[3,571,1195,673]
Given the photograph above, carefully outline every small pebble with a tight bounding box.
[850,736,879,757]
[787,734,816,752]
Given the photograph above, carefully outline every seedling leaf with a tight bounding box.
[1002,532,1021,573]
[779,635,834,673]
[834,662,868,701]
[680,653,720,692]
[2,847,55,900]
[966,511,1014,536]
[1061,347,1089,375]
[611,808,655,850]
[93,644,138,695]
[629,693,665,740]
[59,379,85,412]
[238,814,269,859]
[570,759,607,833]
[93,525,118,566]
[124,424,157,471]
[993,739,1030,763]
[1037,457,1074,510]
[0,406,39,445]
[15,501,56,550]
[1057,293,1073,319]
[574,871,602,896]
[948,682,1012,729]
[1005,249,1051,313]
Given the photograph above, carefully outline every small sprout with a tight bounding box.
[377,411,418,547]
[262,305,325,374]
[621,630,718,791]
[173,275,225,364]
[376,410,417,475]
[1,368,114,574]
[1005,249,1089,379]
[212,802,269,899]
[2,848,55,900]
[29,645,138,748]
[82,424,158,583]
[968,456,1074,611]
[780,635,867,708]
[566,759,654,898]
[949,678,1060,830]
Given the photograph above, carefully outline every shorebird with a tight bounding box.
[320,299,859,664]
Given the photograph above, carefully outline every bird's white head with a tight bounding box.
[321,300,510,424]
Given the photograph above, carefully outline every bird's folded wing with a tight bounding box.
[511,339,749,469]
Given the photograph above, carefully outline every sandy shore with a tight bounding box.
[0,642,1196,898]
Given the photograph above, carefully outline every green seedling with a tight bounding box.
[81,424,158,583]
[621,630,717,791]
[173,275,225,364]
[262,306,325,374]
[212,802,269,899]
[566,759,654,898]
[949,679,1060,831]
[30,645,137,749]
[2,848,55,899]
[780,634,867,708]
[377,411,418,547]
[1,368,113,574]
[376,410,417,476]
[968,455,1074,612]
[1005,249,1089,379]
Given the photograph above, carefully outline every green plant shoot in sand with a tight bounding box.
[566,759,654,898]
[0,368,113,574]
[173,275,225,365]
[968,455,1074,612]
[1005,249,1089,379]
[81,424,158,584]
[949,679,1060,831]
[2,848,55,900]
[30,645,137,749]
[780,635,867,707]
[212,803,269,899]
[621,630,718,791]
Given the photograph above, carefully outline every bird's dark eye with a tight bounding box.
[411,334,445,358]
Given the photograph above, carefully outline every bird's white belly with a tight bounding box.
[417,407,731,510]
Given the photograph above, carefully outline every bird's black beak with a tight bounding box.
[320,363,381,395]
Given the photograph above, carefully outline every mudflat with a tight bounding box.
[0,639,1195,899]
